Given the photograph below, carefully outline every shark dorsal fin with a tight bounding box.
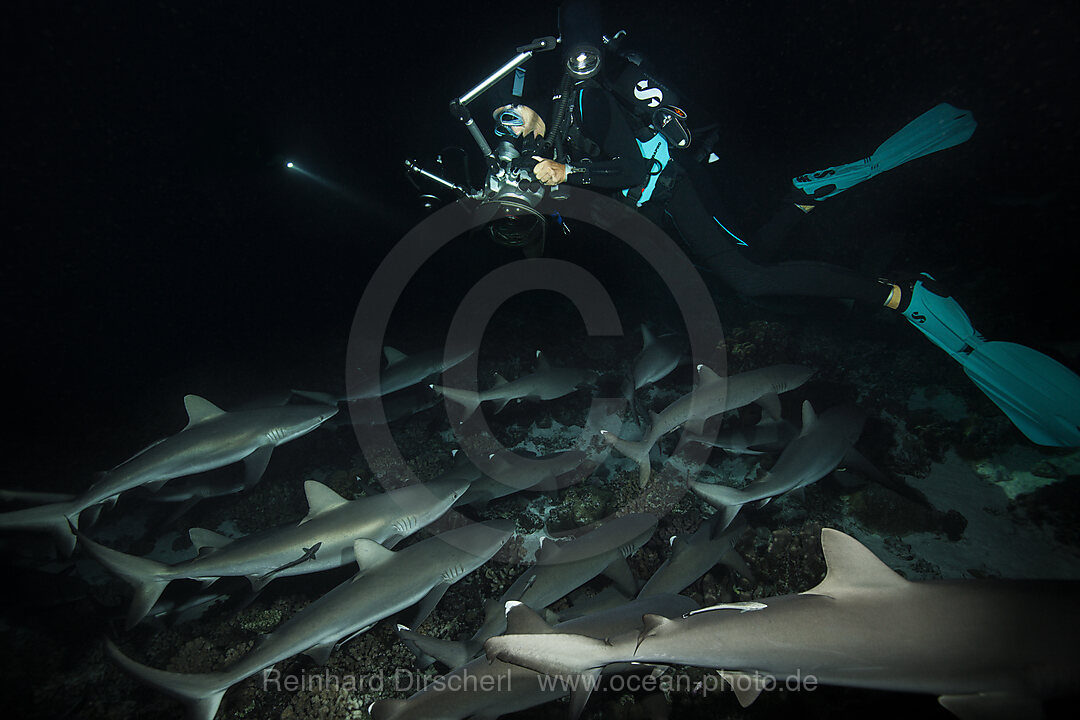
[183,395,226,429]
[302,480,350,522]
[504,601,556,634]
[491,372,508,387]
[383,346,407,365]
[799,400,818,437]
[803,528,907,597]
[352,539,396,576]
[696,364,722,386]
[189,527,233,552]
[640,324,655,348]
[534,537,562,564]
[636,613,673,652]
[534,351,551,372]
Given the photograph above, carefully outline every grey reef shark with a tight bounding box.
[79,475,470,627]
[107,519,514,720]
[373,593,699,720]
[689,400,868,510]
[485,528,1080,719]
[602,364,813,486]
[0,395,338,555]
[431,351,596,422]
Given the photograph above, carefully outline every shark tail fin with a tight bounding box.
[430,385,482,421]
[0,500,80,556]
[104,637,230,720]
[688,479,748,511]
[599,430,653,487]
[79,536,173,628]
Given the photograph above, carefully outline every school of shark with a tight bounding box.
[3,302,1080,719]
[7,5,1080,719]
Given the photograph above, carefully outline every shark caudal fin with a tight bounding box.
[79,535,174,628]
[687,478,749,511]
[0,500,81,556]
[429,384,482,421]
[599,430,653,487]
[104,637,231,720]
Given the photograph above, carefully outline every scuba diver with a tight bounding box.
[411,1,1080,447]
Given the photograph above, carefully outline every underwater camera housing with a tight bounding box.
[482,139,548,248]
[404,36,561,252]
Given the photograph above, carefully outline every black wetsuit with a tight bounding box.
[560,85,892,306]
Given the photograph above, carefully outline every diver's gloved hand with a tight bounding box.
[532,156,567,186]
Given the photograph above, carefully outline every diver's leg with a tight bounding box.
[664,178,891,304]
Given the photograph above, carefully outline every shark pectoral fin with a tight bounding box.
[409,582,451,629]
[290,389,341,406]
[568,668,603,720]
[304,639,338,665]
[707,505,742,539]
[395,625,474,668]
[602,557,639,597]
[243,446,274,488]
[756,392,782,421]
[840,447,889,485]
[719,670,769,707]
[718,549,755,583]
[938,692,1044,720]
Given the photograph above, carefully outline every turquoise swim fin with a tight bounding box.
[902,276,1080,447]
[793,103,977,201]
